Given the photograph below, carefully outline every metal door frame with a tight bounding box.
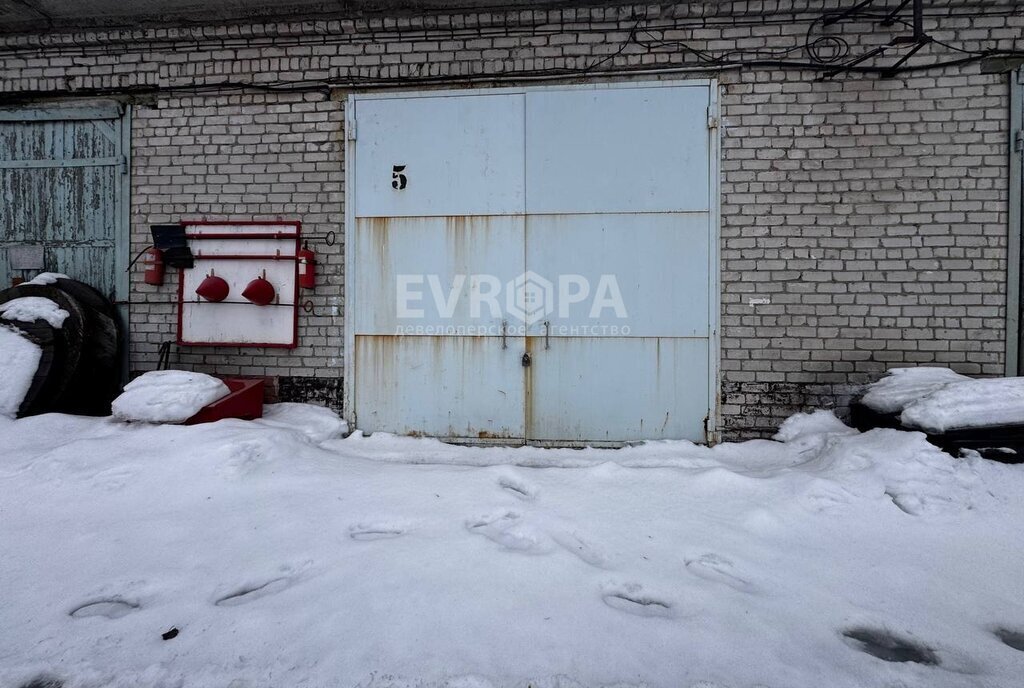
[344,79,721,444]
[1008,67,1023,376]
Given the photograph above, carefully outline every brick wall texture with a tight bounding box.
[1,0,1021,439]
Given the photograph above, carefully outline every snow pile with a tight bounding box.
[775,409,856,440]
[255,402,349,442]
[23,272,69,286]
[862,367,1024,432]
[860,367,970,414]
[111,370,230,424]
[1,408,1023,688]
[0,296,70,328]
[0,326,41,418]
[901,377,1024,433]
[776,411,983,515]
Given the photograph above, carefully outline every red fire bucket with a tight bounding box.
[242,275,276,306]
[195,273,229,302]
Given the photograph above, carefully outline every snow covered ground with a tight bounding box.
[1,406,1023,688]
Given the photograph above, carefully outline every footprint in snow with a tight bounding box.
[219,440,274,477]
[465,511,552,554]
[69,598,140,619]
[684,553,756,594]
[89,466,140,491]
[214,577,292,607]
[841,627,939,665]
[600,582,676,619]
[994,627,1024,652]
[801,480,854,513]
[17,675,63,688]
[550,529,611,568]
[497,475,538,501]
[349,522,407,541]
[884,490,918,515]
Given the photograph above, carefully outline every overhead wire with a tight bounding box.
[2,1,1024,98]
[626,2,1023,76]
[3,1,1023,57]
[579,18,643,74]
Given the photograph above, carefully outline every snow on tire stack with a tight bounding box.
[0,273,122,419]
[853,367,1024,462]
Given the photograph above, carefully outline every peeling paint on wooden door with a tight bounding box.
[0,101,129,305]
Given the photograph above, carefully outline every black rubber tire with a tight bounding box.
[925,426,1024,464]
[51,279,123,415]
[851,399,1024,464]
[0,321,53,416]
[0,284,85,416]
[849,402,902,432]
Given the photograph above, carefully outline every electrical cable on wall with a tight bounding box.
[3,1,1023,101]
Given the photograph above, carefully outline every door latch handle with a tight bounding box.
[543,320,551,350]
[521,352,531,367]
[501,320,508,350]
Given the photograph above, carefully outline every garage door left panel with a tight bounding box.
[351,94,528,441]
[0,103,129,304]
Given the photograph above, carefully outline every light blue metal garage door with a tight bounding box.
[0,101,129,303]
[347,82,719,446]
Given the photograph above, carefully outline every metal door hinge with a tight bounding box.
[707,103,720,129]
[120,156,129,174]
[346,118,357,141]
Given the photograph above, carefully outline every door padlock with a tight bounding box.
[521,352,532,367]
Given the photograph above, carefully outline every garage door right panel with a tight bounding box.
[525,86,710,214]
[524,85,713,443]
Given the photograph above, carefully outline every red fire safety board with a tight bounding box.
[177,221,300,348]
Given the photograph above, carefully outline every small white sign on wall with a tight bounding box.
[178,222,300,348]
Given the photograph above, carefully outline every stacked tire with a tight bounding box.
[0,278,123,417]
[850,401,1024,464]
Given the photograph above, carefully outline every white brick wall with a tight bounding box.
[718,56,1013,434]
[130,92,345,395]
[1,1,1020,436]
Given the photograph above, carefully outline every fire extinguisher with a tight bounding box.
[298,241,316,289]
[143,247,165,286]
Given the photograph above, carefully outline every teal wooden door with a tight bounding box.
[0,102,129,303]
